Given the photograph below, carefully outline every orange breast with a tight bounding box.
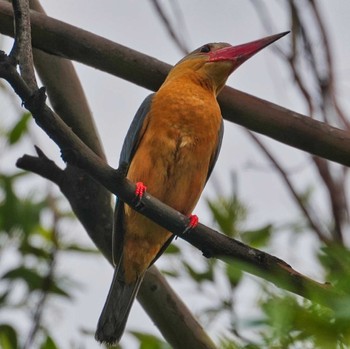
[122,79,222,283]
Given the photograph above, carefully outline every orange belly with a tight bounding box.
[122,84,222,283]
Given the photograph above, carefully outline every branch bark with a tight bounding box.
[0,55,341,307]
[2,1,218,347]
[1,1,350,166]
[9,0,37,90]
[1,3,349,347]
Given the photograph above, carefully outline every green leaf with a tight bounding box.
[8,112,31,144]
[49,281,71,298]
[40,335,59,349]
[225,262,243,287]
[0,290,10,306]
[19,243,51,259]
[0,324,18,349]
[163,244,180,254]
[241,224,273,248]
[2,266,70,298]
[0,173,46,236]
[183,261,214,283]
[206,194,247,237]
[218,336,241,349]
[2,266,44,290]
[160,269,180,278]
[61,243,98,254]
[130,331,171,349]
[298,185,314,207]
[319,245,350,293]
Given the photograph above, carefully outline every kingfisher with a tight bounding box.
[95,31,289,344]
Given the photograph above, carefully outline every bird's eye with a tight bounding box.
[199,44,211,53]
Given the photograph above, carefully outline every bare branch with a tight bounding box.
[0,58,339,305]
[140,266,217,349]
[250,0,350,244]
[1,4,350,345]
[287,1,349,242]
[150,0,189,54]
[7,2,218,346]
[1,1,350,167]
[10,0,37,90]
[247,131,331,244]
[308,0,350,130]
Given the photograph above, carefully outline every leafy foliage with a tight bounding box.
[2,78,350,349]
[1,3,350,348]
[157,181,350,349]
[7,112,31,145]
[0,110,97,348]
[130,332,172,349]
[0,324,18,349]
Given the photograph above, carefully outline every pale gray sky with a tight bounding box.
[1,1,350,348]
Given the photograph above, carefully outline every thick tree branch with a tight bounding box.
[3,1,218,347]
[16,133,338,305]
[1,1,350,167]
[20,151,219,349]
[0,56,341,306]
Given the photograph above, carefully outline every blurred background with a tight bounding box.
[1,1,350,348]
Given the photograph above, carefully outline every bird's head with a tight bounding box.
[166,31,289,96]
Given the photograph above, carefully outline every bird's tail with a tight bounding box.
[95,267,144,345]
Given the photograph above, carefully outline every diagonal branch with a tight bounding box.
[16,151,218,349]
[0,55,341,306]
[247,131,331,244]
[1,1,350,167]
[245,0,350,245]
[3,1,218,347]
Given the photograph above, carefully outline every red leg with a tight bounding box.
[135,182,147,198]
[134,182,147,207]
[182,214,199,234]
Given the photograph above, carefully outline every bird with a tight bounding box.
[95,31,289,344]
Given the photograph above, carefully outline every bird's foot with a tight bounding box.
[134,181,147,208]
[182,214,199,234]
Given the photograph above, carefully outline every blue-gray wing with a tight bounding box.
[206,118,224,182]
[113,94,154,266]
[119,93,155,168]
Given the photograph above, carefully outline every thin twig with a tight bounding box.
[287,1,316,117]
[24,203,59,349]
[289,0,348,242]
[149,0,189,55]
[252,0,349,244]
[312,156,347,243]
[0,59,338,303]
[10,0,37,90]
[309,0,350,131]
[247,131,330,244]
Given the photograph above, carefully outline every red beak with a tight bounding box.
[209,31,289,66]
